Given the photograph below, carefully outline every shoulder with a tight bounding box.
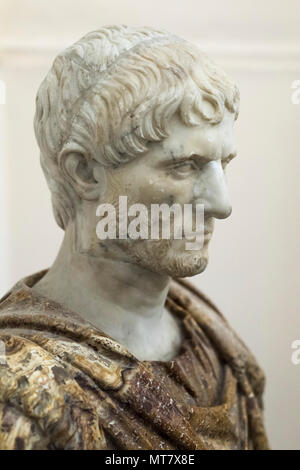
[0,331,106,449]
[0,274,135,449]
[168,277,227,324]
[0,402,49,450]
[169,278,266,406]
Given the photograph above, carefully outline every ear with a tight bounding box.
[58,150,106,201]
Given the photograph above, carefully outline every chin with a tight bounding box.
[120,238,210,278]
[162,251,209,278]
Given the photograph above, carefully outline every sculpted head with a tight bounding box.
[34,25,239,278]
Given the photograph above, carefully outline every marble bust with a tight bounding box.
[0,25,269,450]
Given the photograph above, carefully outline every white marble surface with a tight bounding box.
[1,0,300,449]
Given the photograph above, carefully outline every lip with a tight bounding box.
[184,231,212,241]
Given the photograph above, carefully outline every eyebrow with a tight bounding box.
[168,153,211,163]
[168,152,237,164]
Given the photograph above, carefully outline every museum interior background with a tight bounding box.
[0,0,300,449]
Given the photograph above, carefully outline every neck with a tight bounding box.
[33,225,182,361]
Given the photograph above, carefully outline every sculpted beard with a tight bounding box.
[97,179,213,277]
[117,214,214,278]
[116,237,210,278]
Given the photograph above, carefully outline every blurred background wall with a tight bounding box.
[1,0,300,449]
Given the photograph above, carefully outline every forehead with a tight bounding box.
[157,109,237,161]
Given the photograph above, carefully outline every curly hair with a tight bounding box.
[34,25,239,230]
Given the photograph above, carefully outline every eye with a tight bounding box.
[172,160,198,177]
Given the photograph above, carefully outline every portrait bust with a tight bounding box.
[0,25,269,450]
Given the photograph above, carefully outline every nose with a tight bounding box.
[195,160,232,219]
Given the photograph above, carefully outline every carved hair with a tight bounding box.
[34,25,239,229]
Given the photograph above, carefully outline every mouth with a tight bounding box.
[183,232,212,244]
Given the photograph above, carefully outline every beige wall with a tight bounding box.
[1,0,300,449]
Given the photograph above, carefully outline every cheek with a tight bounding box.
[136,175,196,207]
[165,178,196,205]
[106,167,196,207]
